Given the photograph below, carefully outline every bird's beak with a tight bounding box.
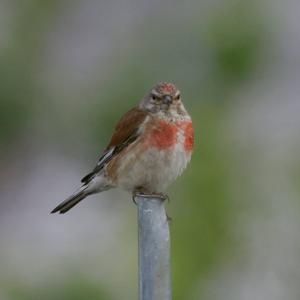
[162,95,172,105]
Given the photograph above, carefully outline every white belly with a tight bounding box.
[115,141,191,193]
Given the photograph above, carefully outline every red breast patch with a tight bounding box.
[183,122,194,152]
[149,120,178,150]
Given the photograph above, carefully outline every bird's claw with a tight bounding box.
[132,191,172,222]
[132,192,169,204]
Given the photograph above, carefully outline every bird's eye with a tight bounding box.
[151,94,158,101]
[175,94,180,100]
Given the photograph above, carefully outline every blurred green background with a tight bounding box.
[1,0,300,299]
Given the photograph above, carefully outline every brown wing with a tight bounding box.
[81,107,148,184]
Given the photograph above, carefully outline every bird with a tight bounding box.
[51,82,194,214]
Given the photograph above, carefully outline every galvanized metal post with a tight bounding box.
[136,196,172,300]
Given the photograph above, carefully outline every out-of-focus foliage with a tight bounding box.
[6,276,111,300]
[207,2,265,83]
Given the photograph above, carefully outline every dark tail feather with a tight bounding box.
[51,188,88,214]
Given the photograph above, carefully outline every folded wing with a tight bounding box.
[81,107,148,184]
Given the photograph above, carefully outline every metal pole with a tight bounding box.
[136,196,172,300]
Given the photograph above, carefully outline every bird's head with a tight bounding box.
[140,82,185,117]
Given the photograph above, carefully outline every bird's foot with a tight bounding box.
[132,191,169,204]
[132,191,172,222]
